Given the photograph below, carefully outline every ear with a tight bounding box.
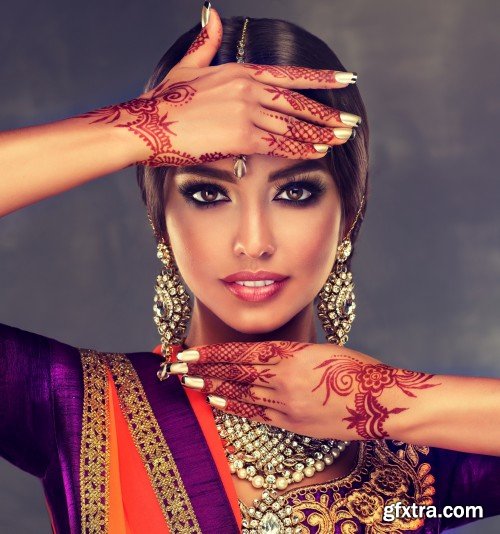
[176,7,223,69]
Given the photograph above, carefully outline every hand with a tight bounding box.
[174,341,440,441]
[77,8,361,167]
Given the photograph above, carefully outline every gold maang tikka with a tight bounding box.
[233,17,250,178]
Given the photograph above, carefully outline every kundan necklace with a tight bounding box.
[212,408,350,534]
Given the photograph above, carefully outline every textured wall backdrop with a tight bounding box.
[0,0,499,532]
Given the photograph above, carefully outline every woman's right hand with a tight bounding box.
[81,7,361,167]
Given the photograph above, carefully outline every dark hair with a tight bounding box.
[137,17,369,269]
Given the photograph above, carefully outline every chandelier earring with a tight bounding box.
[317,195,365,346]
[147,213,192,378]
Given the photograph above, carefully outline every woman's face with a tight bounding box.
[164,155,343,334]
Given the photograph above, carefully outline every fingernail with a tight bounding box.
[177,349,200,362]
[207,394,227,409]
[339,112,362,127]
[165,362,189,374]
[201,1,211,28]
[333,128,354,140]
[181,375,205,390]
[313,144,330,153]
[334,71,357,84]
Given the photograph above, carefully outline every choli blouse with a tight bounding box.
[1,321,499,533]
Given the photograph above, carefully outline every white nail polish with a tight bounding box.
[177,349,200,362]
[313,144,330,153]
[201,1,211,28]
[340,112,362,127]
[333,128,353,140]
[334,71,358,84]
[207,395,227,409]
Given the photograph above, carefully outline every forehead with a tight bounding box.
[173,155,331,183]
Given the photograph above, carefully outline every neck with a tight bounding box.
[184,299,318,348]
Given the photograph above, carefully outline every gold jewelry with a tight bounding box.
[213,409,350,532]
[317,194,365,345]
[150,209,192,377]
[233,17,250,178]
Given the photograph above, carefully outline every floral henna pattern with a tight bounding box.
[242,64,336,84]
[78,79,231,166]
[261,110,336,143]
[312,356,440,439]
[198,340,310,364]
[185,28,209,55]
[190,363,276,385]
[265,86,342,122]
[225,399,272,422]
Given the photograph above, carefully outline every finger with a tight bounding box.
[259,85,358,128]
[177,6,223,69]
[255,108,358,145]
[207,395,285,425]
[177,340,311,364]
[182,375,280,406]
[188,362,277,386]
[254,131,342,159]
[241,64,358,89]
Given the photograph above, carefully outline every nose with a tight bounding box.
[233,206,276,259]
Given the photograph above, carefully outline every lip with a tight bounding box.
[221,277,289,302]
[222,270,288,283]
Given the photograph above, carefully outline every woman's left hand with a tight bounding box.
[173,341,440,441]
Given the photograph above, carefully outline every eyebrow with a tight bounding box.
[174,160,330,183]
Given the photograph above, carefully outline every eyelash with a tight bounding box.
[178,177,327,209]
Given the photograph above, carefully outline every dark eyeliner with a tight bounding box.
[178,179,230,209]
[273,176,327,207]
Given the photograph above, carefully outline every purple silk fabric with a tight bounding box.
[1,321,500,533]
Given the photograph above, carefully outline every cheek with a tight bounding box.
[165,205,228,283]
[276,205,340,279]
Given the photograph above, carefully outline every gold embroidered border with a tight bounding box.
[106,352,202,534]
[79,348,110,533]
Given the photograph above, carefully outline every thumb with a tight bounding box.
[177,6,223,69]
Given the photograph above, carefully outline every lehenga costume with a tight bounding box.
[1,321,500,533]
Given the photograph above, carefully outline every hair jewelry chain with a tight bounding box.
[233,17,250,179]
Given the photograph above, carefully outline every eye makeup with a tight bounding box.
[177,174,328,209]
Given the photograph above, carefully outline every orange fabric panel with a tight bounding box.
[107,369,170,533]
[152,343,242,528]
[183,386,243,528]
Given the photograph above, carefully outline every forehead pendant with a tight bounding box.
[233,18,250,178]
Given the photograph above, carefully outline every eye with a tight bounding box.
[191,187,228,204]
[273,178,326,206]
[275,185,312,202]
[178,181,230,209]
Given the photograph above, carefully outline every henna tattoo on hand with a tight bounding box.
[312,356,440,439]
[190,363,276,385]
[262,132,316,157]
[197,340,310,364]
[77,79,231,166]
[261,110,336,143]
[265,86,342,123]
[225,399,272,422]
[185,28,209,55]
[242,64,336,84]
[203,378,260,403]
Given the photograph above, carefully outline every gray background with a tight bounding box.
[1,0,499,532]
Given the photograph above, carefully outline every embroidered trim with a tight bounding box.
[79,349,110,533]
[239,440,436,533]
[79,349,202,534]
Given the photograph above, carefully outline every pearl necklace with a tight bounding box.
[212,408,350,533]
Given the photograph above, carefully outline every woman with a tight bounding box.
[1,4,499,533]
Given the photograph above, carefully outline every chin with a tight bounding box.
[222,310,292,335]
